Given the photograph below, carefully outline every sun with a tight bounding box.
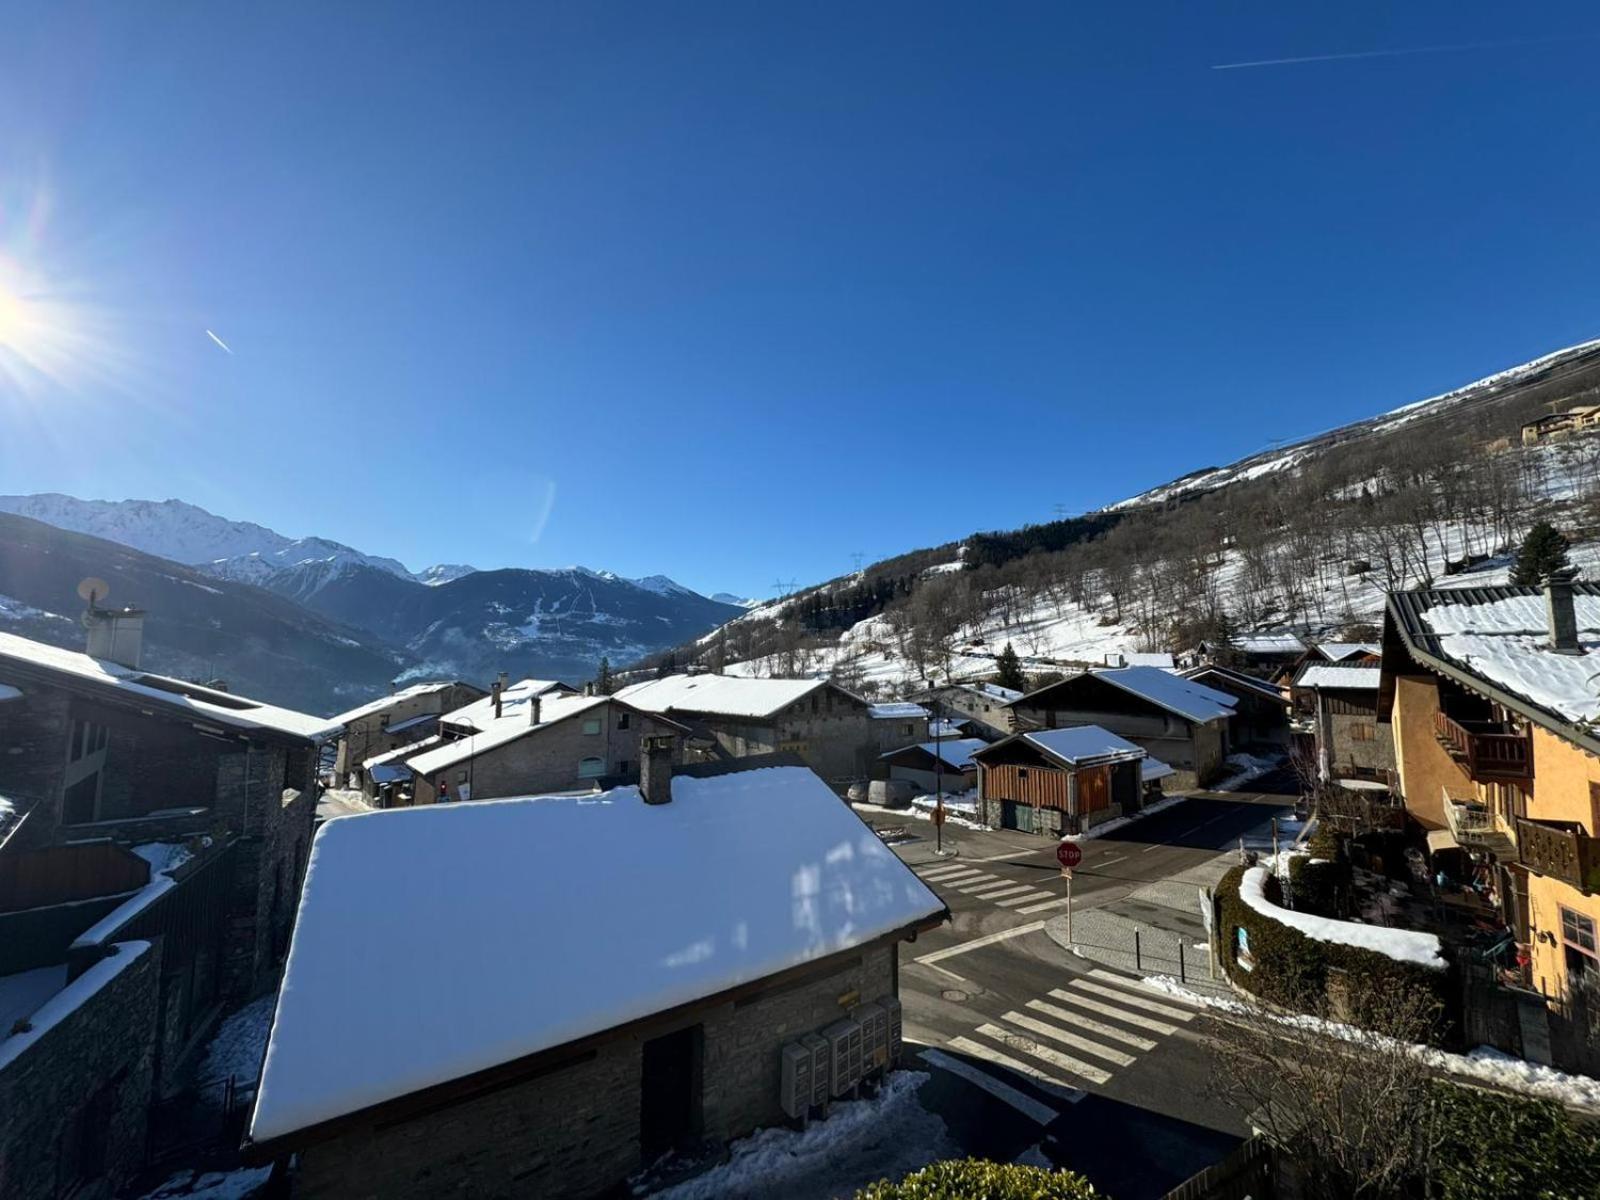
[0,252,94,396]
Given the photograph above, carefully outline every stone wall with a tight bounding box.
[0,683,71,849]
[0,941,159,1200]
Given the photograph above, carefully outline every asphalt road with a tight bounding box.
[861,788,1297,1199]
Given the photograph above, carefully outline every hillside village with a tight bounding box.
[3,341,1600,1198]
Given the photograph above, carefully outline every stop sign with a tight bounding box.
[1056,842,1082,870]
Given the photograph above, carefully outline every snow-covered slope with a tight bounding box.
[712,592,761,609]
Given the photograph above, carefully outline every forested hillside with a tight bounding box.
[649,338,1600,694]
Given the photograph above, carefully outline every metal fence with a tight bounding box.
[1162,1134,1276,1200]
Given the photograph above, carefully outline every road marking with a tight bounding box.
[1069,980,1196,1022]
[974,1023,1113,1085]
[1001,1011,1136,1067]
[945,1037,1084,1102]
[1026,999,1157,1050]
[915,921,1048,965]
[947,875,1004,893]
[919,866,984,882]
[918,1048,1059,1124]
[961,850,1048,864]
[1046,988,1179,1036]
[996,890,1056,908]
[1097,855,1128,867]
[1088,968,1202,1007]
[966,882,1035,900]
[1015,896,1073,915]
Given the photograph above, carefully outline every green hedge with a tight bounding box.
[856,1159,1099,1198]
[1431,1083,1600,1199]
[1216,865,1451,1036]
[1285,855,1345,918]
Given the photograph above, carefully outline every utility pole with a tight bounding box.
[933,696,944,854]
[851,552,864,573]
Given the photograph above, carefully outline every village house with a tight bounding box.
[403,691,686,806]
[1007,666,1236,790]
[908,681,1022,741]
[0,608,333,1199]
[1381,571,1600,1010]
[867,701,930,756]
[1181,663,1290,750]
[972,726,1149,835]
[242,754,945,1199]
[329,679,486,786]
[878,737,986,795]
[1196,632,1306,678]
[614,673,880,784]
[1104,650,1176,669]
[1291,662,1394,782]
[1520,403,1600,446]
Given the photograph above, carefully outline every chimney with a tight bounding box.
[639,733,676,805]
[84,605,145,669]
[491,679,503,719]
[1545,568,1583,655]
[528,694,543,727]
[497,671,509,693]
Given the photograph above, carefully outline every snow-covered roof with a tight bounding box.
[406,694,611,777]
[1182,664,1286,702]
[383,712,438,735]
[926,718,966,739]
[971,682,1023,703]
[441,679,572,732]
[1141,757,1175,782]
[1088,666,1235,724]
[868,702,929,720]
[1239,867,1444,970]
[363,736,441,771]
[1107,651,1175,670]
[615,674,835,720]
[249,765,943,1144]
[882,738,987,771]
[1315,642,1379,662]
[368,764,411,786]
[1401,587,1600,726]
[1295,665,1382,692]
[1232,633,1307,655]
[329,682,458,727]
[1018,725,1146,766]
[0,630,337,741]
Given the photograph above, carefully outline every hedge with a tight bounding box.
[1431,1083,1600,1199]
[856,1160,1099,1199]
[1216,865,1452,1037]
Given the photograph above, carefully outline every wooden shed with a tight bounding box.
[972,726,1146,837]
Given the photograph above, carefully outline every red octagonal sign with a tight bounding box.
[1056,842,1082,870]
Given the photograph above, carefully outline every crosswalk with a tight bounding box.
[927,969,1199,1120]
[913,861,1073,916]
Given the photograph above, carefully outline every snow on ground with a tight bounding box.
[909,789,980,816]
[1238,866,1445,969]
[137,1166,273,1199]
[1058,793,1186,843]
[647,1071,958,1200]
[857,799,987,833]
[198,994,275,1097]
[1210,753,1282,793]
[1142,976,1600,1111]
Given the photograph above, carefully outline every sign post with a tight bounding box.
[1055,842,1082,942]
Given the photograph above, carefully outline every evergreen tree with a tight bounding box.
[594,656,613,694]
[994,642,1026,693]
[1511,522,1571,586]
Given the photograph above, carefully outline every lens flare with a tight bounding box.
[0,251,96,397]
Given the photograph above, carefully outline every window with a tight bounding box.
[578,756,605,779]
[1591,783,1600,838]
[903,724,913,736]
[618,711,631,730]
[1350,722,1375,742]
[582,718,602,736]
[1018,769,1030,780]
[457,770,468,783]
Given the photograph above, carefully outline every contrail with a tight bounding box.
[205,328,234,354]
[1212,33,1591,71]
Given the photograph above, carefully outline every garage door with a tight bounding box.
[1000,800,1035,833]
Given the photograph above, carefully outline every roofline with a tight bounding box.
[1009,670,1228,725]
[971,729,1144,770]
[410,698,690,774]
[0,653,320,748]
[240,915,945,1161]
[636,677,862,722]
[1382,592,1600,761]
[1181,663,1287,701]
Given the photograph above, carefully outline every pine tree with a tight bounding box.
[595,656,614,694]
[1511,522,1571,586]
[994,642,1026,693]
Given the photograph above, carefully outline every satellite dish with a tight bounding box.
[77,577,110,608]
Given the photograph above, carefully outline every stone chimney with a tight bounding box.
[639,733,676,805]
[528,693,543,727]
[491,679,503,719]
[84,605,145,669]
[1545,567,1583,655]
[497,671,509,693]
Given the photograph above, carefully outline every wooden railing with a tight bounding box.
[1433,710,1533,782]
[1517,819,1600,894]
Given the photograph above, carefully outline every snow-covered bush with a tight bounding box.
[856,1159,1098,1199]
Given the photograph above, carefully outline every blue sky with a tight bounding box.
[2,3,1598,599]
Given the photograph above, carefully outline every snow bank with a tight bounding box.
[1211,753,1280,793]
[0,943,150,1071]
[1059,793,1185,842]
[1238,867,1445,970]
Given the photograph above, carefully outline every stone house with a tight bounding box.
[879,738,985,795]
[973,726,1147,836]
[0,609,334,1196]
[1382,574,1600,1009]
[330,679,486,786]
[1007,666,1235,790]
[614,674,880,785]
[1182,663,1290,750]
[403,693,688,806]
[243,755,946,1199]
[909,682,1021,741]
[1291,663,1393,782]
[867,702,929,758]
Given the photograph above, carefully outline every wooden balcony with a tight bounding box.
[1517,819,1600,894]
[1433,710,1533,783]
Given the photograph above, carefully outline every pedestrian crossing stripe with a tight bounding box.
[1000,1010,1136,1067]
[966,882,1035,900]
[1014,896,1073,915]
[945,1036,1085,1102]
[995,890,1055,907]
[1087,968,1201,1007]
[1069,979,1195,1022]
[919,866,984,882]
[917,1048,1059,1125]
[1025,999,1157,1051]
[973,1023,1113,1086]
[947,875,1004,893]
[1045,988,1180,1036]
